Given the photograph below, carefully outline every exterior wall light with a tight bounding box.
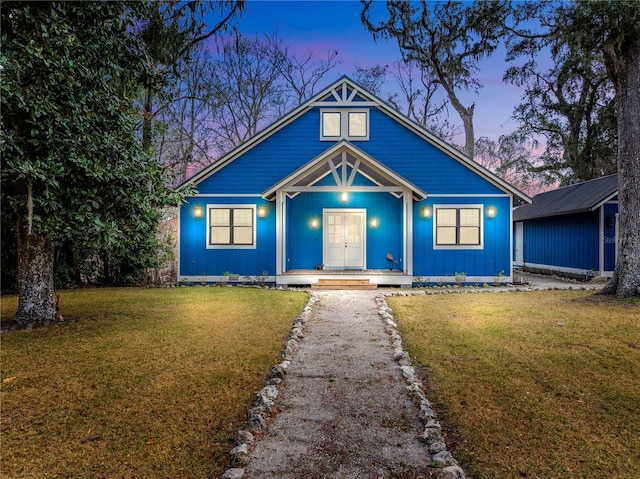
[422,206,431,218]
[310,218,319,229]
[370,218,379,228]
[193,205,203,218]
[486,206,497,218]
[340,192,348,202]
[257,205,267,218]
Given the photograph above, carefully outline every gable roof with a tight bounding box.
[262,140,428,200]
[184,76,531,203]
[513,174,618,221]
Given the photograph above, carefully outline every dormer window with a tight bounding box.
[320,109,369,141]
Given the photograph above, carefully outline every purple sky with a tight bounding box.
[235,0,527,142]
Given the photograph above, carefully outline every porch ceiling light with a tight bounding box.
[340,192,348,202]
[486,206,497,218]
[422,206,431,218]
[257,205,267,218]
[193,205,203,218]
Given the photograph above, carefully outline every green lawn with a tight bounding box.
[1,287,308,479]
[389,290,640,479]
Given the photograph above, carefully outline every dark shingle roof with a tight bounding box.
[513,174,618,221]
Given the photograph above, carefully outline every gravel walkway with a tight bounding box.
[225,274,603,479]
[240,290,443,479]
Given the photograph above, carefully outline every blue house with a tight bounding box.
[513,174,618,278]
[178,77,530,287]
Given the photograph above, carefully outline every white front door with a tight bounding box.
[324,209,365,269]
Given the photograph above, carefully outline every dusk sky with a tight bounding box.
[234,0,530,143]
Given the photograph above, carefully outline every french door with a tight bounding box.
[323,209,365,269]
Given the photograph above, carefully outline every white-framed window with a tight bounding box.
[433,205,484,249]
[322,111,341,138]
[320,109,369,141]
[207,205,256,249]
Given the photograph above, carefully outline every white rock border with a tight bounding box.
[375,294,467,479]
[221,293,319,479]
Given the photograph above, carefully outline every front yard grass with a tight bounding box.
[1,287,308,479]
[389,290,640,479]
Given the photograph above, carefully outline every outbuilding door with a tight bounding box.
[515,222,524,265]
[323,209,365,269]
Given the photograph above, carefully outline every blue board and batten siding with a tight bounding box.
[519,212,600,272]
[414,196,513,281]
[194,107,505,196]
[513,174,618,277]
[178,78,527,285]
[285,191,404,271]
[180,198,276,278]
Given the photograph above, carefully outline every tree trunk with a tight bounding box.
[600,33,640,298]
[460,107,475,159]
[142,86,154,153]
[441,80,475,158]
[102,251,112,286]
[14,219,57,328]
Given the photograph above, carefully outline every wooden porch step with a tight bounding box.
[311,279,377,290]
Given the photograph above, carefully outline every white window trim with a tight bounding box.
[320,108,369,141]
[206,204,257,250]
[433,204,484,250]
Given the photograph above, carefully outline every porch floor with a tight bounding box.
[284,269,406,276]
[278,269,412,288]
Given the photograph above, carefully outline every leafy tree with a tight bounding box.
[504,11,617,184]
[362,0,509,158]
[505,0,640,297]
[1,2,188,328]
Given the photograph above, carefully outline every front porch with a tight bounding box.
[277,268,412,288]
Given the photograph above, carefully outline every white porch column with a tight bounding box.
[275,191,286,275]
[404,191,413,277]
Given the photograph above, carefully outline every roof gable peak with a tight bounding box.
[314,77,376,106]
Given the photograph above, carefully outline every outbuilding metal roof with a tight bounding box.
[513,174,618,221]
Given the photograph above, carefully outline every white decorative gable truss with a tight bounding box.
[312,81,378,107]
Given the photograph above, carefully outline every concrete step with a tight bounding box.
[311,279,377,290]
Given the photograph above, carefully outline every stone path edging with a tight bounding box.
[221,294,319,479]
[375,294,466,479]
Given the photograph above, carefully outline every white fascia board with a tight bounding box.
[591,190,619,211]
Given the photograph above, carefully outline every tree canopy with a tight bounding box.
[505,0,640,296]
[361,0,508,158]
[1,2,189,326]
